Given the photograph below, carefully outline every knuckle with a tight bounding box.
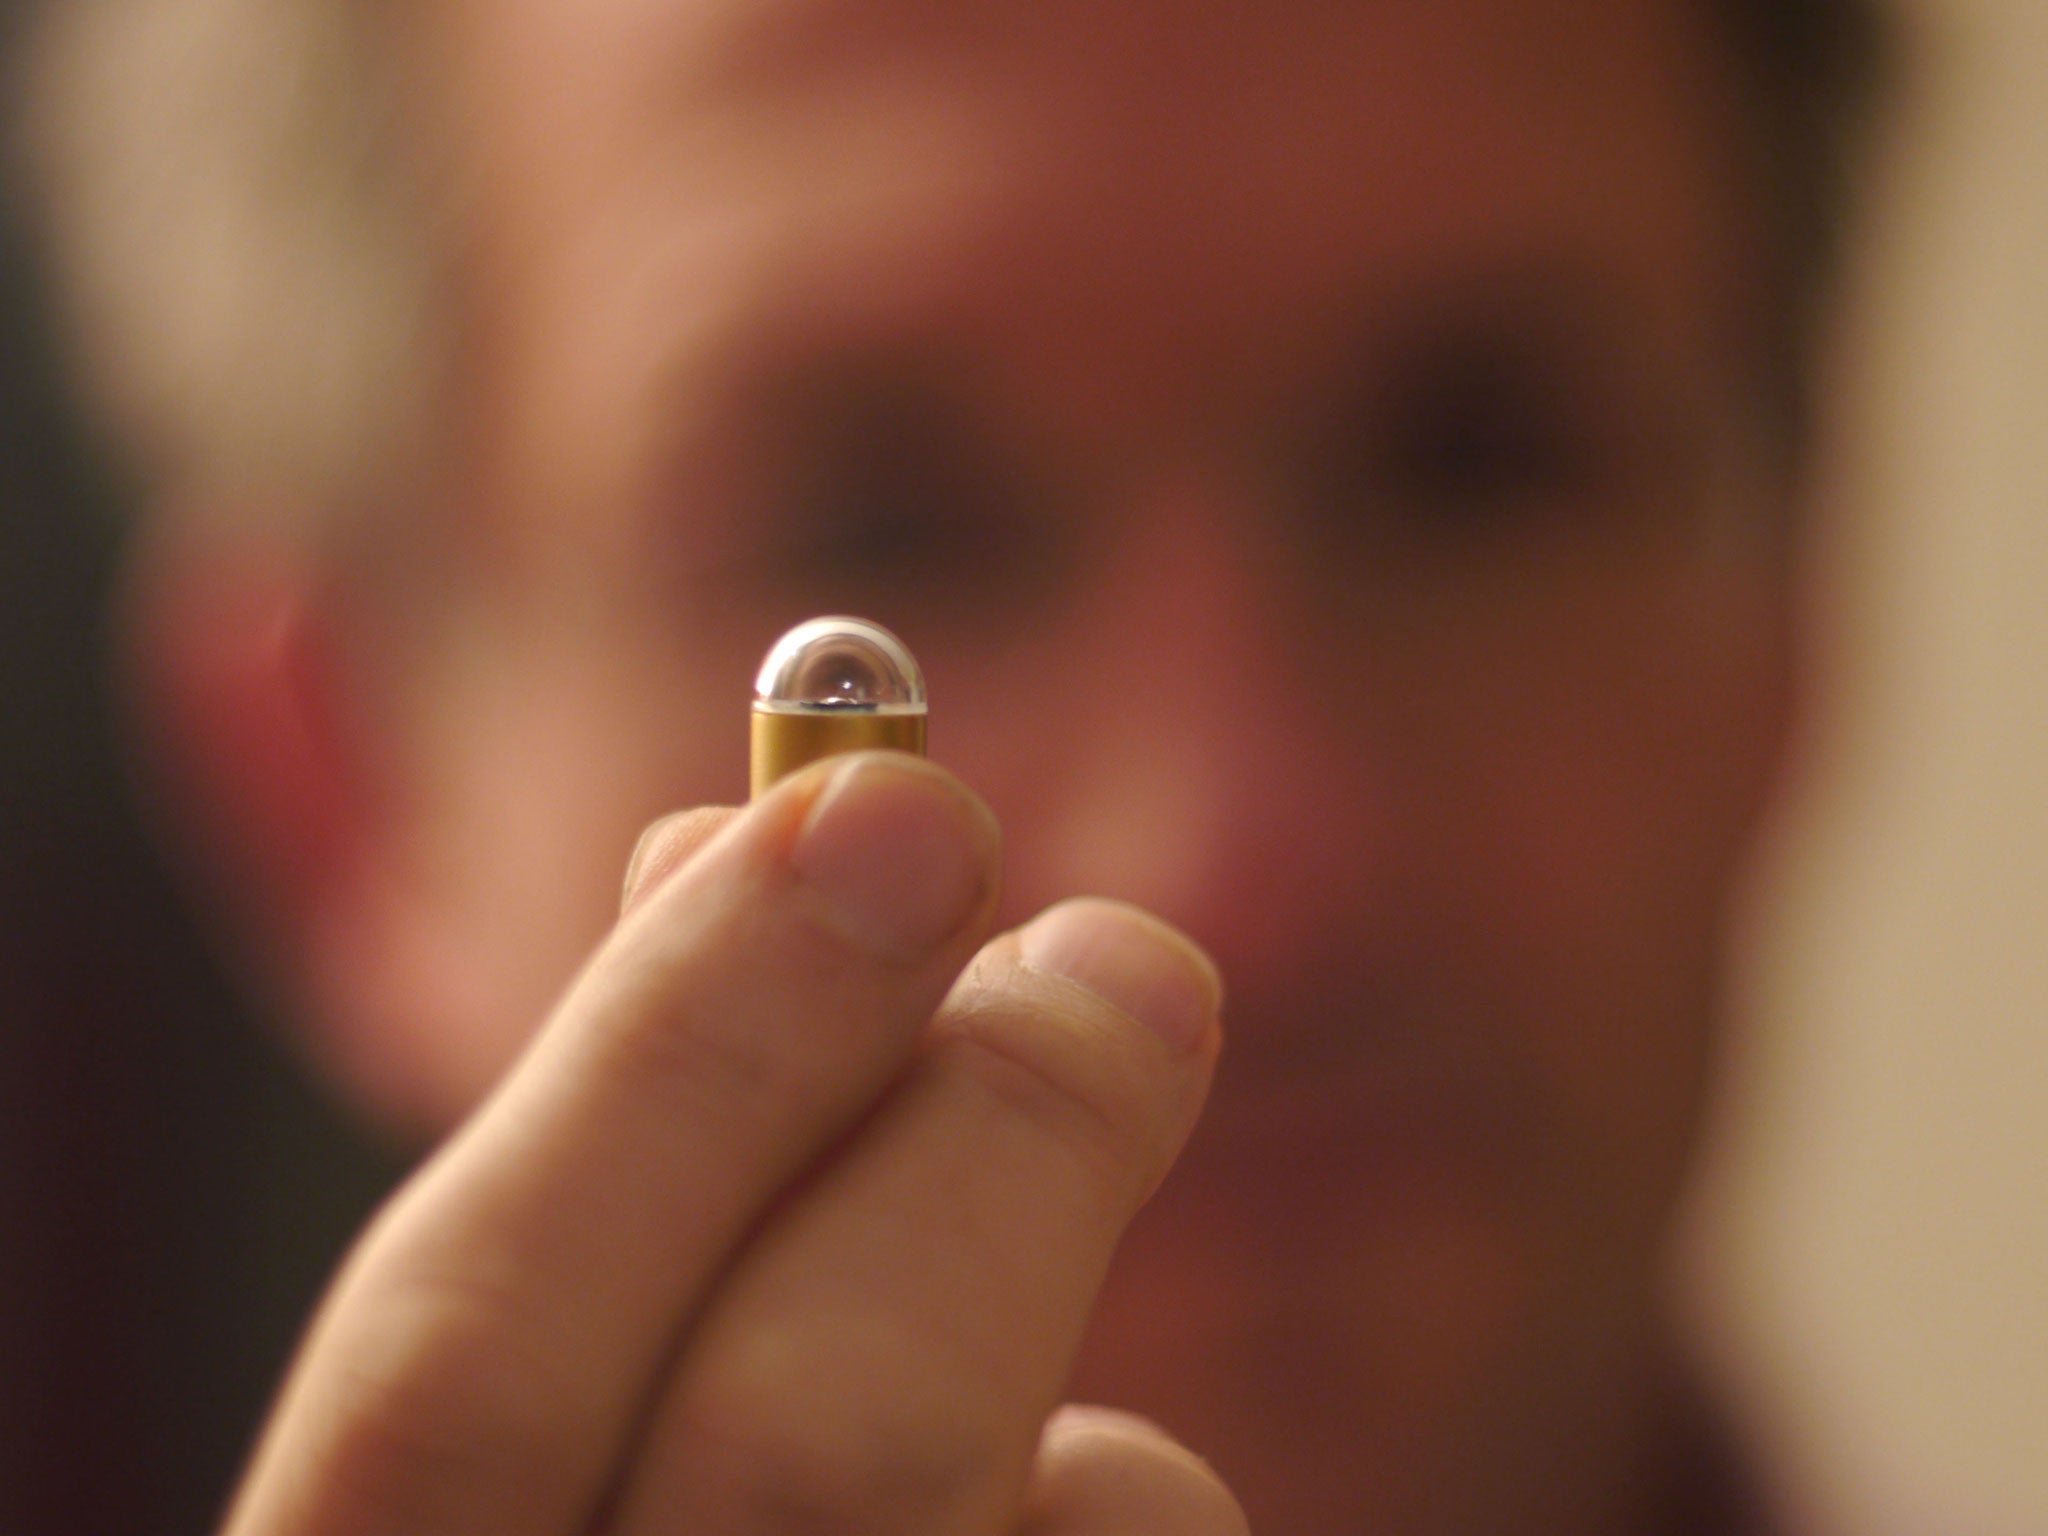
[678,1335,1008,1533]
[598,986,799,1113]
[310,1271,584,1523]
[941,986,1178,1210]
[590,950,844,1131]
[589,906,892,1132]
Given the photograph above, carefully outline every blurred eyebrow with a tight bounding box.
[1374,262,1625,359]
[1387,282,1613,414]
[675,0,979,100]
[1364,259,1693,413]
[715,338,974,450]
[660,326,1029,534]
[1300,256,1728,473]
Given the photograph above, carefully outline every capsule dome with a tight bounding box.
[753,617,926,715]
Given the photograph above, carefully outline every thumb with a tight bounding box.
[1019,1406,1249,1536]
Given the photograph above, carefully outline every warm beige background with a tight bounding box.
[1688,0,2048,1528]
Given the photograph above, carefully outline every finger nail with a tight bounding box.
[1020,900,1222,1054]
[790,755,998,960]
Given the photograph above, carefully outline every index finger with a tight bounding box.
[223,752,1000,1536]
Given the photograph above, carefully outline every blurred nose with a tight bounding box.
[994,479,1398,983]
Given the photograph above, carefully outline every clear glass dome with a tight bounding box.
[753,617,926,715]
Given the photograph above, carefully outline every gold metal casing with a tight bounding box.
[749,709,927,799]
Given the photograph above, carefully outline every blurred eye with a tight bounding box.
[1377,337,1597,518]
[1305,298,1649,559]
[741,361,1074,622]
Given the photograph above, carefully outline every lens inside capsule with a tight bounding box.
[754,617,926,715]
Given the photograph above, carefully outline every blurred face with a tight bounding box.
[345,0,1797,1525]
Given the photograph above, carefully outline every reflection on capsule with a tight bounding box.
[750,617,928,797]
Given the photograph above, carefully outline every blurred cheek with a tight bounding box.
[934,541,1790,1189]
[398,537,1786,1165]
[1468,561,1793,1229]
[381,600,747,1117]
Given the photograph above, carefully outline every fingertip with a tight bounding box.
[1028,1405,1247,1536]
[1038,1403,1182,1458]
[786,752,1001,962]
[1018,898,1223,1057]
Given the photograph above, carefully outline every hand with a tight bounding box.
[219,752,1241,1536]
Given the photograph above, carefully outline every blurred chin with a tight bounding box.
[1073,1090,1547,1534]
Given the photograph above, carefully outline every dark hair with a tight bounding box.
[1711,0,1897,457]
[8,0,1896,491]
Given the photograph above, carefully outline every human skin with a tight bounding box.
[138,1,1805,1533]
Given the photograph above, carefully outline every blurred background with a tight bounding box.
[0,4,400,1518]
[0,0,2041,1532]
[1686,0,2048,1528]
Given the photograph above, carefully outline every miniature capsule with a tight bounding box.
[750,616,927,798]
